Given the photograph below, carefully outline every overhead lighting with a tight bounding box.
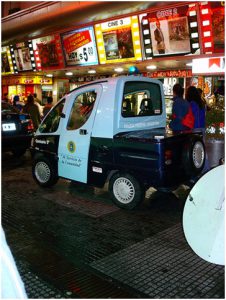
[146,65,157,70]
[65,71,73,76]
[186,62,193,66]
[46,74,53,77]
[88,70,96,74]
[114,67,124,72]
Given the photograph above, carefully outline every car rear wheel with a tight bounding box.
[182,136,205,176]
[32,156,58,187]
[109,172,144,209]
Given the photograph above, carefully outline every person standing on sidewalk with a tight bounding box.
[22,94,41,130]
[169,83,190,131]
[186,85,210,174]
[185,86,206,130]
[43,96,53,117]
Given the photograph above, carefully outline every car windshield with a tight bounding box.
[1,102,20,113]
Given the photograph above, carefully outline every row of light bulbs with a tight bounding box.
[45,65,159,77]
[45,62,193,77]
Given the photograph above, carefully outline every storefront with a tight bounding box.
[2,76,53,104]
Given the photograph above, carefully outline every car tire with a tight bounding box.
[109,172,144,209]
[32,155,58,187]
[182,136,205,176]
[12,148,27,157]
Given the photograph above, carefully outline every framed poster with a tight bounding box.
[95,16,142,64]
[10,41,36,72]
[1,46,14,74]
[140,4,199,58]
[61,26,98,66]
[210,2,225,53]
[32,34,64,70]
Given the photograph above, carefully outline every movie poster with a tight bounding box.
[11,42,33,71]
[103,31,119,60]
[140,5,198,58]
[37,42,58,67]
[1,52,11,73]
[32,35,64,70]
[95,16,142,64]
[103,27,135,60]
[211,2,225,53]
[61,26,98,66]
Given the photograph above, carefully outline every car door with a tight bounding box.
[58,84,102,183]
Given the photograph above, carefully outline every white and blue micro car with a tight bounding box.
[31,76,206,209]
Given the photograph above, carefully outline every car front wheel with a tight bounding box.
[109,172,144,210]
[32,156,58,187]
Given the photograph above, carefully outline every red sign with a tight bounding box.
[209,58,221,68]
[144,69,192,78]
[63,30,91,53]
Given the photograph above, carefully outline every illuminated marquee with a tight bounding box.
[140,4,200,58]
[95,16,142,64]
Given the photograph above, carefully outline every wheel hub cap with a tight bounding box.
[35,162,51,183]
[193,142,205,168]
[113,177,135,204]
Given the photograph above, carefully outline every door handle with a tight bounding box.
[79,129,88,135]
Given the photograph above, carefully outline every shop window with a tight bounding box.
[67,90,97,130]
[122,81,162,118]
[39,98,65,133]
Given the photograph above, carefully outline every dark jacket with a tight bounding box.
[23,103,41,130]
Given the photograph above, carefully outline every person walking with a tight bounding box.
[22,94,41,130]
[169,83,190,131]
[43,96,53,117]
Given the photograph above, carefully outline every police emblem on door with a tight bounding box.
[67,141,76,153]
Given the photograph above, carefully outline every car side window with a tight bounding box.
[122,81,162,118]
[67,91,97,130]
[39,99,65,133]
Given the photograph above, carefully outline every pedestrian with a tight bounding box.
[197,87,211,111]
[22,94,41,130]
[186,86,210,174]
[43,96,53,117]
[13,95,25,111]
[33,93,43,117]
[169,83,190,131]
[2,92,9,103]
[33,93,41,105]
[185,86,206,129]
